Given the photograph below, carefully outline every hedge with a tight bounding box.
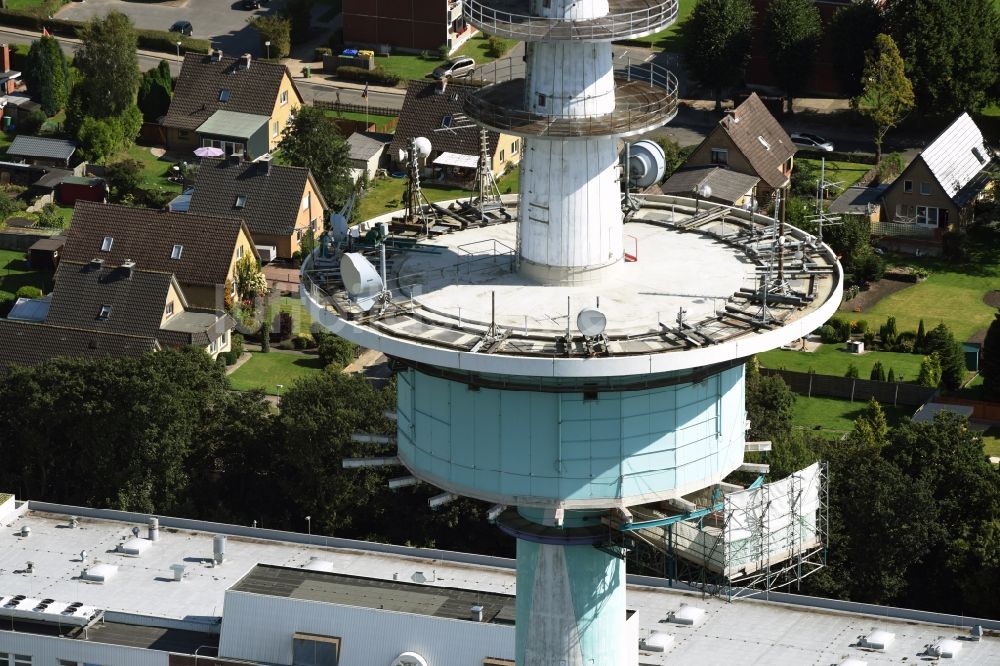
[0,10,210,56]
[795,148,877,165]
[335,66,401,86]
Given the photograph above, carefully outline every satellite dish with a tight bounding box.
[330,213,349,242]
[413,136,432,157]
[577,307,607,337]
[624,140,667,188]
[340,252,384,312]
[391,652,428,666]
[397,148,407,163]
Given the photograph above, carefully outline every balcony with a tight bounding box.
[464,59,678,139]
[464,0,677,41]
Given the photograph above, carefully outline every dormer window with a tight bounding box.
[101,236,113,252]
[235,194,247,208]
[441,115,453,129]
[757,136,771,150]
[171,244,183,259]
[219,89,231,102]
[98,305,112,320]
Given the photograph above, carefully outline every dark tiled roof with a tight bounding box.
[661,166,760,204]
[388,80,499,160]
[163,52,300,133]
[62,201,251,287]
[46,262,228,348]
[7,135,76,161]
[0,319,157,372]
[187,158,325,237]
[829,184,889,215]
[714,93,795,189]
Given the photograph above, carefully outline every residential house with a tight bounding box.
[46,260,233,359]
[0,319,158,373]
[187,157,327,259]
[347,131,390,182]
[5,135,76,168]
[0,43,21,95]
[389,80,521,180]
[343,0,473,54]
[60,201,258,310]
[162,51,302,158]
[881,113,993,235]
[683,93,795,200]
[661,166,760,208]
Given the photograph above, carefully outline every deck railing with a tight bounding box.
[463,0,678,41]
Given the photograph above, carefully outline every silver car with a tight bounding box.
[432,57,476,80]
[790,132,834,152]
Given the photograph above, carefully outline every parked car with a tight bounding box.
[242,0,260,8]
[790,132,834,152]
[169,20,193,36]
[431,57,476,80]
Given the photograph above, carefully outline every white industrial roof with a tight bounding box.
[920,112,993,206]
[433,151,479,168]
[1,502,998,664]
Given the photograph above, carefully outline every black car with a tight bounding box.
[169,21,193,36]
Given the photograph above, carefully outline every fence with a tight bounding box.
[313,99,400,119]
[935,396,1000,422]
[760,368,936,407]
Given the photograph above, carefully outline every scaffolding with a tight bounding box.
[626,462,828,601]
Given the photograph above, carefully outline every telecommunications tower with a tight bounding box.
[303,1,843,663]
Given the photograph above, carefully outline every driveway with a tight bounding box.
[57,0,269,58]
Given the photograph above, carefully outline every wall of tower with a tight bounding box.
[396,365,748,508]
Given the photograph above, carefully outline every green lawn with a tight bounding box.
[791,395,912,436]
[120,144,184,195]
[324,110,397,133]
[799,158,871,191]
[4,0,66,16]
[228,351,325,395]
[614,0,695,51]
[0,248,53,301]
[758,344,927,383]
[377,33,515,83]
[984,428,1000,457]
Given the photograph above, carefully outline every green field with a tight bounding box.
[984,427,1000,457]
[614,0,695,51]
[377,33,516,83]
[0,248,53,302]
[324,110,397,132]
[799,158,871,191]
[121,144,185,194]
[356,166,521,221]
[4,0,66,17]
[791,395,913,435]
[228,351,325,395]
[758,344,926,383]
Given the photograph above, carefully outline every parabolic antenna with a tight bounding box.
[577,307,608,337]
[625,140,667,188]
[329,213,349,242]
[391,653,428,666]
[340,252,384,312]
[413,136,432,158]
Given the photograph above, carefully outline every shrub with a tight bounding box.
[249,14,291,59]
[819,324,840,344]
[15,285,43,299]
[318,334,355,368]
[136,29,211,55]
[852,252,885,286]
[845,363,859,379]
[437,44,449,60]
[231,332,244,358]
[105,158,144,198]
[292,332,314,349]
[486,35,509,58]
[35,203,64,228]
[314,47,333,61]
[853,319,868,334]
[863,331,875,347]
[18,108,46,135]
[336,65,401,86]
[0,295,15,317]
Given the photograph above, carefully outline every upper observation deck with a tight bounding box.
[301,196,843,378]
[464,0,678,41]
[464,59,678,139]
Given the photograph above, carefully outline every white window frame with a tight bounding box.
[915,206,939,226]
[272,120,279,138]
[101,236,113,252]
[302,192,311,211]
[280,90,289,106]
[171,244,183,259]
[236,245,244,259]
[165,300,175,319]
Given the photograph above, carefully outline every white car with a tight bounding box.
[432,57,476,80]
[790,132,834,152]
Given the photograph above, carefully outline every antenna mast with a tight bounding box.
[469,128,503,222]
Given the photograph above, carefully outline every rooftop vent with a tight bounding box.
[213,534,226,565]
[641,631,674,652]
[470,605,484,622]
[170,563,186,581]
[19,525,30,537]
[926,638,962,659]
[212,49,223,62]
[971,625,984,641]
[860,629,895,650]
[122,259,135,277]
[148,516,159,542]
[80,562,118,583]
[240,53,251,70]
[668,604,706,626]
[117,537,152,556]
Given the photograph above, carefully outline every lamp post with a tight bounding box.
[175,41,181,58]
[305,515,311,535]
[265,40,271,60]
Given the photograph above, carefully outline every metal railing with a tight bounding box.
[465,57,678,137]
[464,0,678,41]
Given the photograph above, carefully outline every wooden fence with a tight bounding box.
[760,368,936,407]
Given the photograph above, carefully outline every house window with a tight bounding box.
[235,194,248,209]
[499,150,505,162]
[165,300,175,319]
[98,305,112,320]
[178,130,189,140]
[209,337,217,354]
[272,120,279,138]
[236,245,244,259]
[903,180,912,193]
[920,182,931,195]
[915,206,940,226]
[219,89,231,102]
[101,236,113,252]
[512,140,519,154]
[302,192,311,210]
[296,229,304,241]
[292,633,341,666]
[710,148,728,165]
[280,90,289,106]
[171,244,183,259]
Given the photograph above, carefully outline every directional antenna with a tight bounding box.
[340,252,384,312]
[577,307,608,337]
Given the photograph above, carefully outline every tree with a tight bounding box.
[234,254,267,301]
[74,11,141,119]
[924,323,966,390]
[18,109,46,136]
[983,312,1000,399]
[105,158,143,199]
[278,106,352,207]
[889,0,1000,116]
[137,60,174,123]
[845,363,859,379]
[317,334,356,369]
[917,352,942,388]
[681,0,756,111]
[261,316,271,352]
[249,14,291,59]
[853,34,914,163]
[870,361,886,382]
[745,366,795,443]
[652,136,687,178]
[915,318,926,352]
[763,0,822,113]
[24,36,70,116]
[828,0,884,97]
[887,367,896,383]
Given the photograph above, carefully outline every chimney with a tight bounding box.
[212,49,223,62]
[437,78,448,94]
[121,259,135,278]
[240,53,252,70]
[470,605,484,622]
